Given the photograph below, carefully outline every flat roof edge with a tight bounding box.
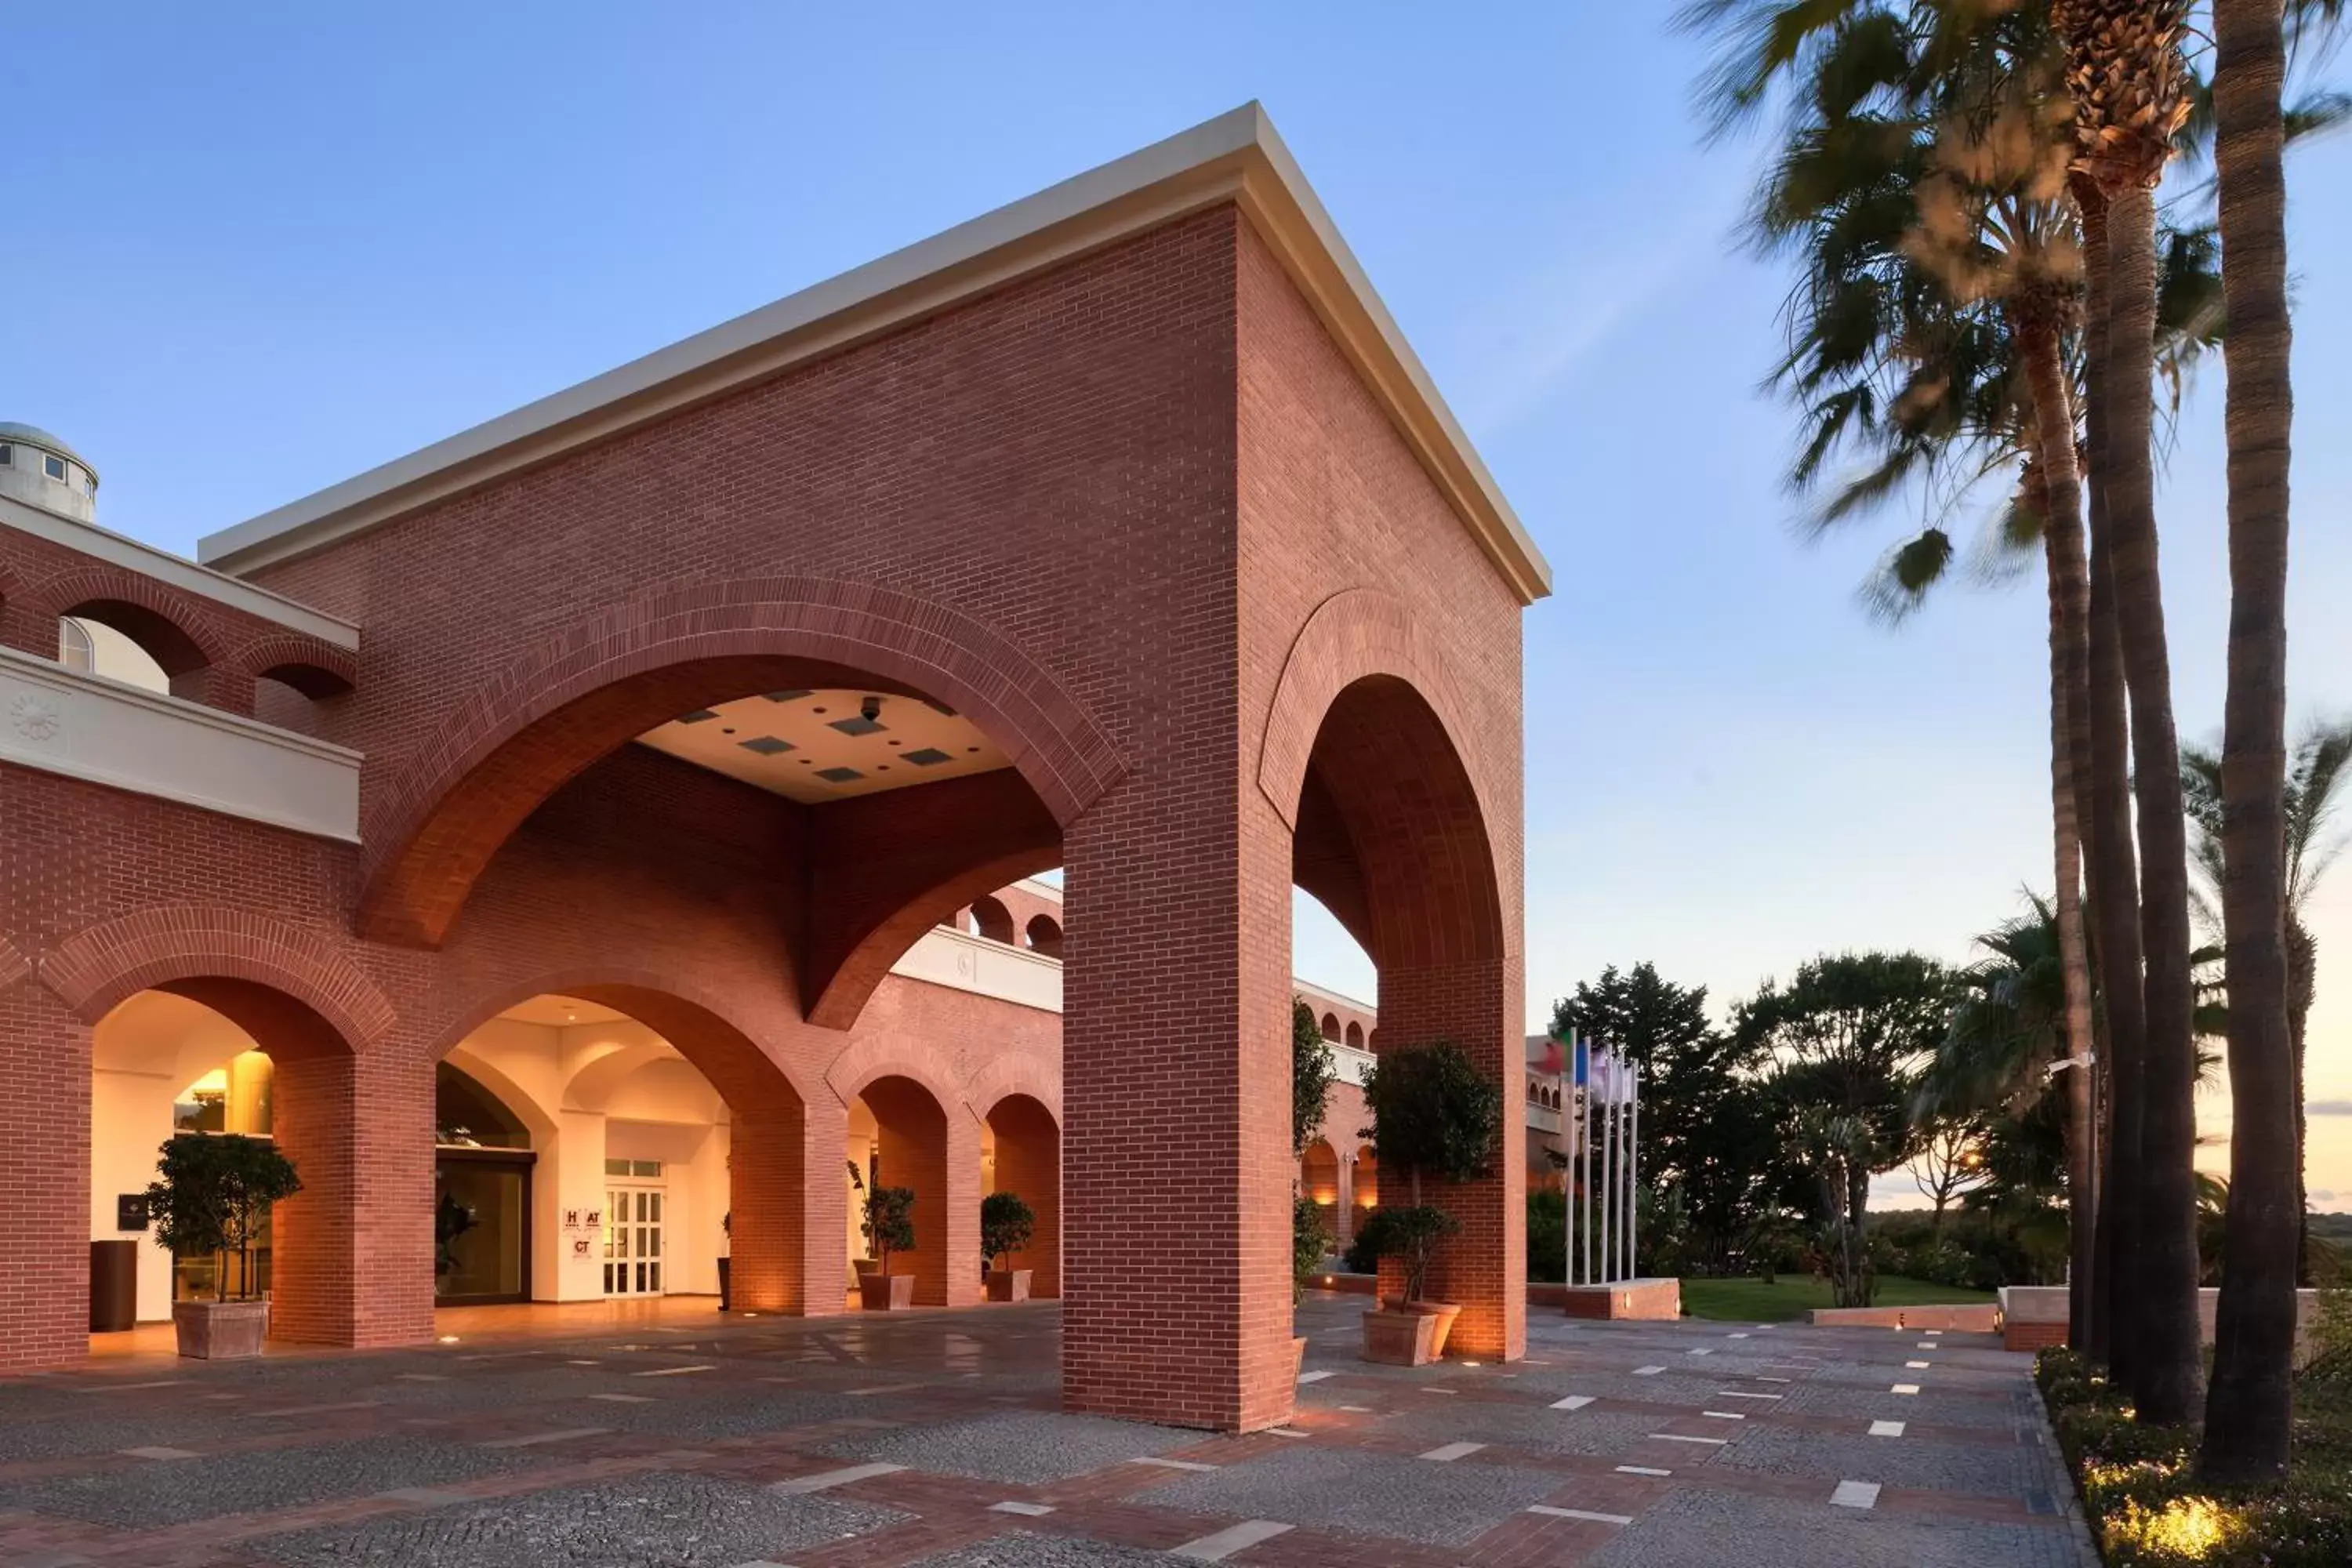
[200,103,1552,604]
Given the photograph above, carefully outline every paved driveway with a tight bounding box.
[0,1294,2091,1566]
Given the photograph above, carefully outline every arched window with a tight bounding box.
[1319,1012,1341,1043]
[1025,914,1063,960]
[968,895,1014,945]
[1344,1021,1364,1050]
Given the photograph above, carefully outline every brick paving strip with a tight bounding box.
[0,1298,2096,1566]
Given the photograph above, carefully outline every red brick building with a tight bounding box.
[0,105,1548,1432]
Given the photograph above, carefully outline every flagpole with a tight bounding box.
[1627,1062,1640,1281]
[1602,1052,1616,1286]
[1563,1032,1577,1288]
[1581,1041,1592,1288]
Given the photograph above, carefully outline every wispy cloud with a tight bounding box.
[1453,196,1734,438]
[2311,1099,2352,1116]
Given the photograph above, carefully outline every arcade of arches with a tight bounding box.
[1,109,1544,1434]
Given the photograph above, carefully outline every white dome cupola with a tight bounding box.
[0,422,99,523]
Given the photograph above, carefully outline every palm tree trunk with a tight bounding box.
[2201,2,2299,1479]
[2290,914,2315,1285]
[2020,314,2101,1350]
[2076,180,2146,1383]
[2100,171,2205,1428]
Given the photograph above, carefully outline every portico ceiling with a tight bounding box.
[635,687,1010,804]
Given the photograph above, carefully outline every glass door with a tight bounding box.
[604,1184,665,1297]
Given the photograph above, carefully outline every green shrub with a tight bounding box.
[1342,1227,1381,1276]
[863,1186,916,1276]
[146,1133,301,1302]
[2036,1345,2352,1566]
[980,1191,1033,1272]
[1527,1189,1566,1282]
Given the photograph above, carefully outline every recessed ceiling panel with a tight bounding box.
[637,688,1011,803]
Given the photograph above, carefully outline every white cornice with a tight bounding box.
[198,104,1550,605]
[2,493,359,650]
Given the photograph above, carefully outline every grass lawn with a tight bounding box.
[1679,1273,1996,1323]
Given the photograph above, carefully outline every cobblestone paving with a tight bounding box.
[0,1297,2094,1566]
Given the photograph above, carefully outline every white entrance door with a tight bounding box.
[604,1184,665,1297]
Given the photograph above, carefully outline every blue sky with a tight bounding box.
[13,5,2352,1184]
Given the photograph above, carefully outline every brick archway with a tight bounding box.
[44,911,399,1352]
[1258,597,1520,1363]
[358,577,1124,949]
[430,972,820,1316]
[32,561,233,684]
[42,906,396,1045]
[846,1069,975,1308]
[985,1091,1061,1298]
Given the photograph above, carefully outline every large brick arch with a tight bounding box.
[1256,588,1490,839]
[1257,589,1503,973]
[40,905,395,1047]
[1254,589,1515,1357]
[804,825,1062,1031]
[964,1053,1063,1126]
[358,575,1126,949]
[827,1040,971,1123]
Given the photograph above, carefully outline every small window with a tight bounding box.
[43,454,67,481]
[0,444,13,467]
[60,619,95,674]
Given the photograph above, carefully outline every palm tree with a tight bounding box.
[2047,0,2204,1428]
[2198,0,2302,1484]
[1699,0,2109,1344]
[2187,720,2352,1381]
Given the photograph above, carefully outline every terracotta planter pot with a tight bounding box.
[1287,1334,1308,1386]
[1360,1301,1461,1367]
[858,1272,915,1311]
[853,1258,883,1279]
[985,1268,1032,1303]
[173,1298,269,1359]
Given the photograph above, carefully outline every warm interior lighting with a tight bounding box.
[437,1334,460,1344]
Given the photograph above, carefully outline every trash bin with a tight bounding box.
[90,1240,138,1333]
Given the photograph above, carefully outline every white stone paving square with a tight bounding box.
[1616,1465,1672,1476]
[1417,1442,1486,1461]
[991,1501,1055,1516]
[1831,1479,1882,1508]
[1530,1504,1635,1525]
[1296,1370,1334,1384]
[1907,1360,1931,1369]
[1550,1396,1595,1410]
[1633,1366,1665,1376]
[1892,1383,1921,1395]
[1171,1519,1294,1562]
[1870,1420,1906,1437]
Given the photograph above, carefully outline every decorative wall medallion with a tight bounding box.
[9,693,60,742]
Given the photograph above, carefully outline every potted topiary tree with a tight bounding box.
[146,1132,301,1359]
[1356,1040,1501,1366]
[857,1185,917,1310]
[981,1191,1036,1301]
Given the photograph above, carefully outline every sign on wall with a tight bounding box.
[115,1194,149,1232]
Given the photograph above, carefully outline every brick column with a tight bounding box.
[167,664,257,717]
[1373,961,1525,1362]
[1062,761,1294,1432]
[0,979,90,1372]
[268,1050,361,1345]
[730,1104,814,1314]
